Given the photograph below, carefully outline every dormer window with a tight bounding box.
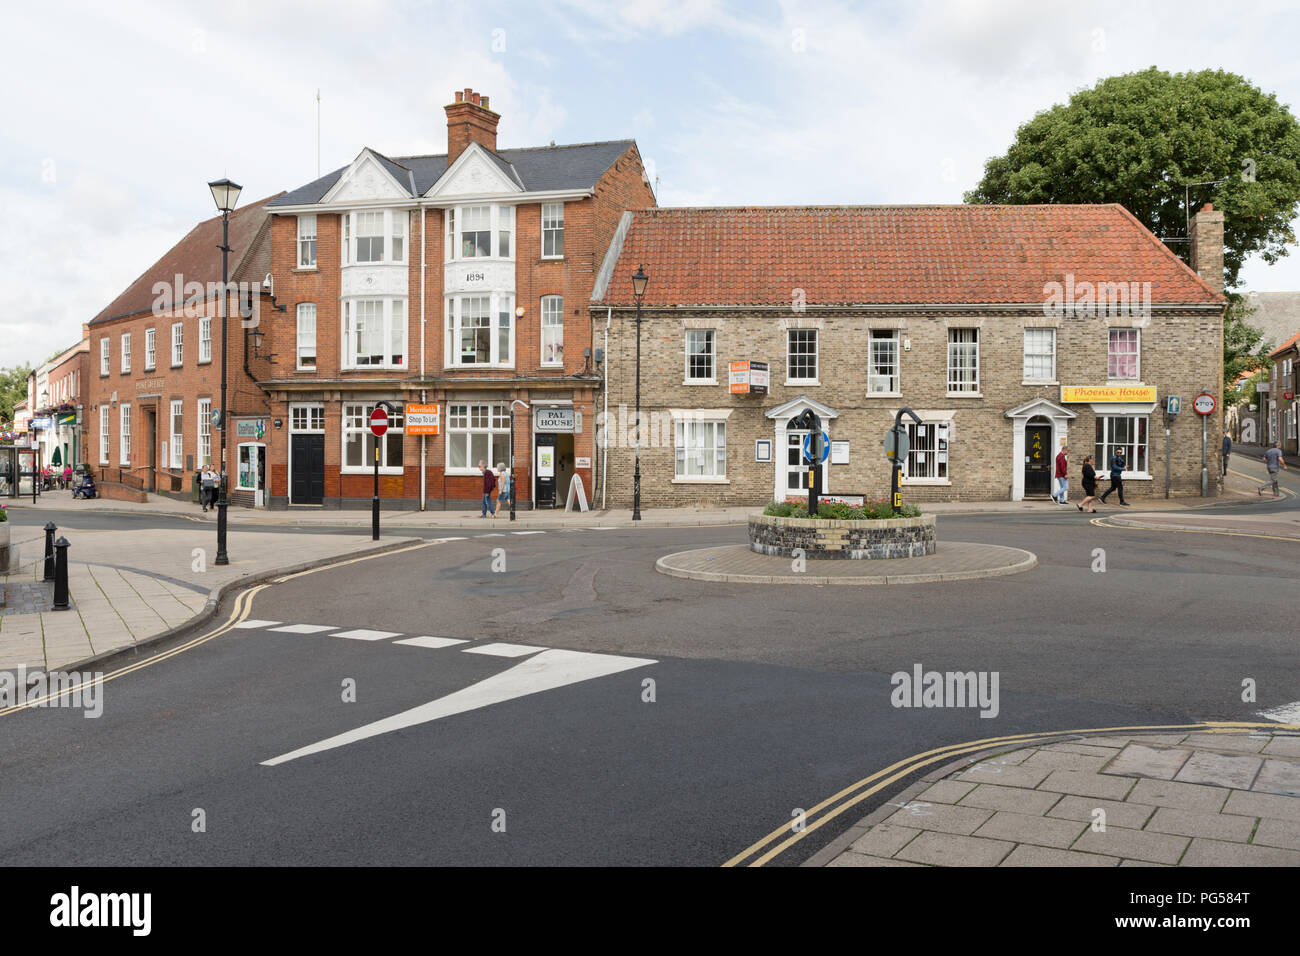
[341,210,409,266]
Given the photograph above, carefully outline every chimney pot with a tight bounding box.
[455,91,463,103]
[471,92,480,105]
[1203,202,1214,211]
[481,95,489,109]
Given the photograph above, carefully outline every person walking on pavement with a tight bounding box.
[478,461,497,517]
[1099,448,1129,506]
[1077,455,1099,512]
[1222,430,1232,477]
[200,465,217,512]
[495,463,512,518]
[1258,441,1287,497]
[489,461,507,517]
[1051,445,1069,504]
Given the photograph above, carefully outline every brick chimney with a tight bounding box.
[1189,202,1225,295]
[445,88,500,166]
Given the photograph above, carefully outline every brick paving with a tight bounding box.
[656,541,1037,585]
[817,731,1300,867]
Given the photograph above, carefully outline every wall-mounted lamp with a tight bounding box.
[274,419,283,430]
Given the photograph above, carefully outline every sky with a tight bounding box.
[3,0,1300,371]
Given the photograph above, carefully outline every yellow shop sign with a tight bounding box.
[1060,385,1158,403]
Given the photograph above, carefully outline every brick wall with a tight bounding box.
[596,305,1224,507]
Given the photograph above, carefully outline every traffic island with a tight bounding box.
[656,541,1036,585]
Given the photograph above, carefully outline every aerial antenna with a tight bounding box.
[316,89,321,178]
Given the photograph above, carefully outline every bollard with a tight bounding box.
[52,536,70,610]
[43,522,57,581]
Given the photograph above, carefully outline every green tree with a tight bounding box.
[1,365,32,427]
[965,67,1300,289]
[1222,294,1273,406]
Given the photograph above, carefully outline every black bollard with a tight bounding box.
[43,522,57,581]
[52,536,70,610]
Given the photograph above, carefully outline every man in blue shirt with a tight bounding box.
[1259,442,1287,497]
[1099,448,1129,506]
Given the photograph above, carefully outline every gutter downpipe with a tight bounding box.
[419,207,427,511]
[603,306,610,510]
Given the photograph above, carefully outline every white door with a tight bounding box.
[782,428,828,499]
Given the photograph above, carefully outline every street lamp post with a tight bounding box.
[509,399,529,521]
[630,266,649,521]
[207,177,242,566]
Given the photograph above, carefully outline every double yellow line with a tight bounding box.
[723,720,1299,867]
[0,540,437,717]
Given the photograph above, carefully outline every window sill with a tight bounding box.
[946,391,982,398]
[538,365,565,371]
[198,360,212,366]
[293,267,318,273]
[144,367,156,373]
[785,379,820,387]
[671,477,730,484]
[1021,380,1058,387]
[865,391,901,399]
[902,478,951,486]
[683,379,717,386]
[445,365,516,371]
[342,366,409,372]
[539,256,565,263]
[295,367,318,373]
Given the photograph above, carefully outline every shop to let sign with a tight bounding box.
[1060,385,1157,403]
[405,404,440,435]
[729,360,769,395]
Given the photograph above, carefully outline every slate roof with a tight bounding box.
[1243,292,1300,357]
[592,204,1225,308]
[91,194,283,324]
[268,140,635,206]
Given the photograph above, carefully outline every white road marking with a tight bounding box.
[233,620,282,629]
[463,642,545,657]
[394,636,469,649]
[433,536,468,542]
[261,648,657,766]
[332,629,402,641]
[271,624,338,634]
[1258,701,1300,724]
[480,533,504,537]
[510,531,546,535]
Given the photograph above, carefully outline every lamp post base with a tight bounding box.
[215,497,229,565]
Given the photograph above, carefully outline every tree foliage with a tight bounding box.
[0,365,32,426]
[966,67,1300,290]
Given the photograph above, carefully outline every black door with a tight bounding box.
[1025,425,1052,495]
[291,434,325,504]
[535,433,557,508]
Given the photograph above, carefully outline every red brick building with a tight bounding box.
[262,88,655,510]
[86,196,281,503]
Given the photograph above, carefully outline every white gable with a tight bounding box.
[426,142,521,198]
[322,151,410,204]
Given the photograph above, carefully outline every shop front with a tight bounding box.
[233,418,269,507]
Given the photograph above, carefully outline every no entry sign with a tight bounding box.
[369,407,389,436]
[1192,393,1216,416]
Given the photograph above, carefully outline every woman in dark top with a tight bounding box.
[1077,455,1098,512]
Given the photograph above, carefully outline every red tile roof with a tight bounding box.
[1269,328,1300,357]
[595,204,1223,307]
[91,193,283,324]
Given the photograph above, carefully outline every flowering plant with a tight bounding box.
[764,497,921,520]
[0,504,8,522]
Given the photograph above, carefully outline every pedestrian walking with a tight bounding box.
[1222,430,1232,477]
[489,461,507,517]
[200,465,218,512]
[1051,445,1069,504]
[1099,448,1129,506]
[496,464,512,517]
[1258,441,1287,497]
[478,461,497,517]
[1077,455,1099,512]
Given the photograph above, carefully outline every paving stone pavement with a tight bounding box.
[819,731,1300,867]
[0,524,420,673]
[656,541,1037,585]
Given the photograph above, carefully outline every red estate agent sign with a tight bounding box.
[369,407,389,436]
[1192,393,1216,416]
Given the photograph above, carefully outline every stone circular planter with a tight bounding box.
[749,512,936,560]
[0,521,10,573]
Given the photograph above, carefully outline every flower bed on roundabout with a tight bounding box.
[750,498,936,560]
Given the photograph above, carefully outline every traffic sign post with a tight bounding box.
[369,405,391,540]
[1194,391,1216,498]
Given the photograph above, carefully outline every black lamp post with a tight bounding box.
[630,266,649,521]
[208,177,241,566]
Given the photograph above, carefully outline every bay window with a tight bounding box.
[1095,415,1149,475]
[341,209,408,265]
[446,403,510,473]
[446,205,516,260]
[445,294,514,366]
[342,297,406,368]
[343,402,404,472]
[541,296,564,366]
[460,206,491,258]
[674,420,726,479]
